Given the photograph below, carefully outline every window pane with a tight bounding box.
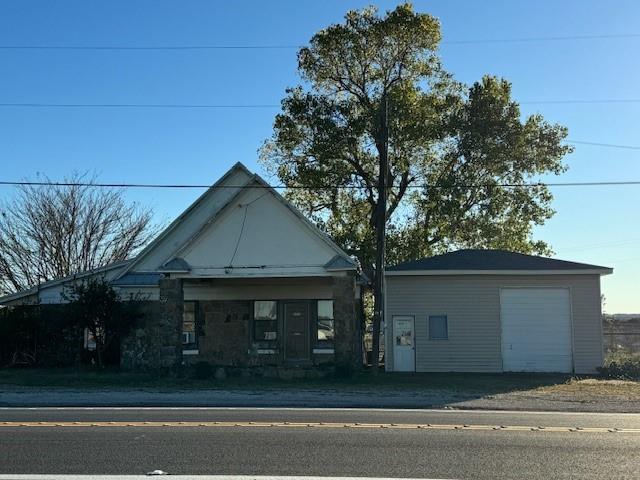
[317,319,335,342]
[182,302,197,346]
[317,300,334,320]
[184,302,195,314]
[429,315,448,340]
[254,320,278,341]
[254,301,277,320]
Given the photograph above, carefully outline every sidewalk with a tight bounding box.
[2,383,640,412]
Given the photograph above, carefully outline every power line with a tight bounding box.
[441,32,640,45]
[521,99,640,105]
[560,238,640,252]
[0,180,638,190]
[0,105,637,150]
[1,99,640,109]
[0,103,280,109]
[567,140,640,150]
[0,45,301,51]
[1,33,639,51]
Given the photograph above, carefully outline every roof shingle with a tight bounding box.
[387,249,611,272]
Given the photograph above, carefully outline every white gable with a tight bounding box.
[128,164,253,273]
[177,183,345,277]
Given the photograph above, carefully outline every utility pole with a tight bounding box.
[371,93,388,372]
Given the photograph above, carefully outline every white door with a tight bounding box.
[393,316,415,372]
[501,288,572,373]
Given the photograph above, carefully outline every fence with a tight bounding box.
[603,320,640,358]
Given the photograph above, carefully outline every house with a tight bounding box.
[385,249,612,374]
[0,163,363,372]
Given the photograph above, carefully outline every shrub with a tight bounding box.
[334,361,354,379]
[191,361,214,380]
[598,352,640,380]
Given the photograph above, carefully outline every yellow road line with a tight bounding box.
[0,421,638,433]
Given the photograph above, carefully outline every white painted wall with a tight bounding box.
[133,167,253,272]
[180,186,340,277]
[37,264,129,304]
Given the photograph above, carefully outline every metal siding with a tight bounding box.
[385,274,603,373]
[500,288,572,373]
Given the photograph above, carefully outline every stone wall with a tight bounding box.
[121,278,183,370]
[122,276,362,371]
[197,300,252,366]
[332,273,361,369]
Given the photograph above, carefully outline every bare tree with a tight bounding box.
[0,173,158,295]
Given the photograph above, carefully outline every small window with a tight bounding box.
[182,301,197,346]
[317,300,334,347]
[429,315,448,340]
[254,300,277,341]
[84,327,97,351]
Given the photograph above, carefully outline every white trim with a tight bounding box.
[312,348,335,354]
[385,269,612,276]
[256,349,276,354]
[174,173,355,273]
[175,272,336,279]
[391,315,416,373]
[182,349,199,356]
[117,162,254,278]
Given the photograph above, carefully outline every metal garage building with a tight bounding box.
[384,250,612,374]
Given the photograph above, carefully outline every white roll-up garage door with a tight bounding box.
[500,288,573,373]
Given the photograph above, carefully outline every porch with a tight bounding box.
[121,275,362,371]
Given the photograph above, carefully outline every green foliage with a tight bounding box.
[260,3,572,279]
[0,305,80,367]
[64,278,142,368]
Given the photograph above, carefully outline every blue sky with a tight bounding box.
[0,0,638,312]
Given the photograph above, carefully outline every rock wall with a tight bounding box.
[121,278,182,370]
[332,274,362,369]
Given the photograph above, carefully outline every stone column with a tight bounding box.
[157,277,184,369]
[332,273,361,370]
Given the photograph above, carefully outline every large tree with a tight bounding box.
[0,173,158,295]
[260,4,572,366]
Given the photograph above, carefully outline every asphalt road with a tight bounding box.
[1,408,639,479]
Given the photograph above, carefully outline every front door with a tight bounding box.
[393,316,415,372]
[284,302,310,361]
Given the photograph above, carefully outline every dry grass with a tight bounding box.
[532,378,640,399]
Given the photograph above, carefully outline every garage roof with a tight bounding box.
[387,249,613,276]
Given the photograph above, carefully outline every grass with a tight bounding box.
[0,367,575,394]
[2,368,639,403]
[534,378,640,398]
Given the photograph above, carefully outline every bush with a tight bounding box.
[598,352,640,380]
[0,305,81,368]
[334,361,354,379]
[191,361,214,380]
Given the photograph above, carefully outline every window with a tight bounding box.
[182,301,197,346]
[428,315,448,340]
[317,300,335,347]
[84,327,97,351]
[254,300,277,341]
